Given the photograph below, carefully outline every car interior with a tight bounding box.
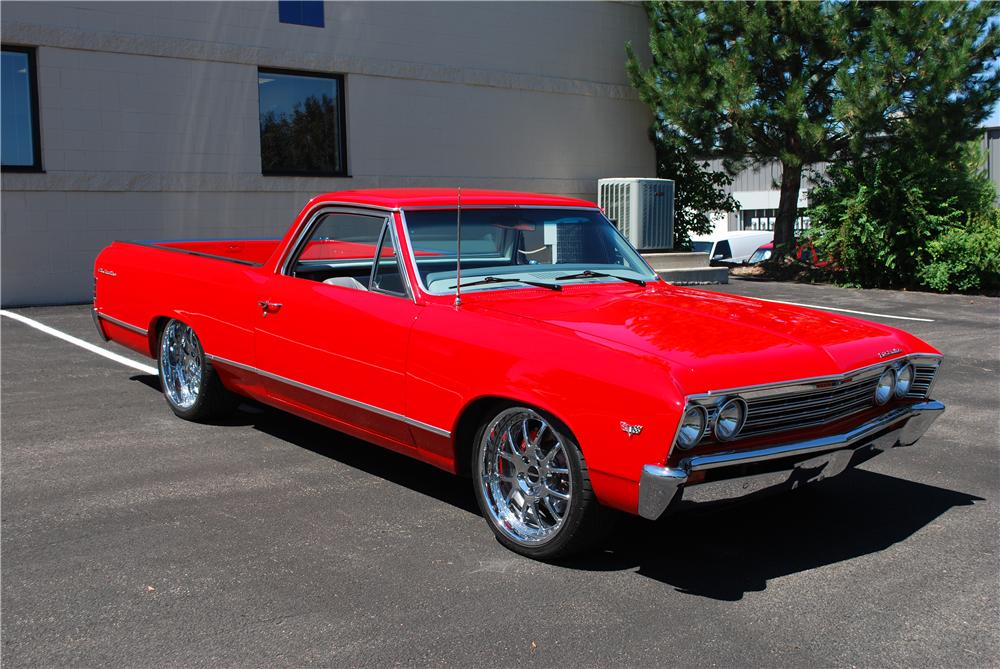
[288,213,407,296]
[288,209,648,297]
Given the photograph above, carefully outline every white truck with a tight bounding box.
[690,231,773,265]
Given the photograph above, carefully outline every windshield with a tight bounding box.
[748,248,772,264]
[691,241,713,254]
[403,208,656,294]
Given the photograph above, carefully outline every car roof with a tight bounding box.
[310,188,598,210]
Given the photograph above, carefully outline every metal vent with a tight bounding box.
[597,178,674,250]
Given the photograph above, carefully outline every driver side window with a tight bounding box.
[287,211,409,298]
[290,212,384,287]
[371,222,407,297]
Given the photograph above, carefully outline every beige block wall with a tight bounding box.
[1,1,654,305]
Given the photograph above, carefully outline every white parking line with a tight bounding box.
[756,299,935,322]
[1,309,159,375]
[0,295,932,379]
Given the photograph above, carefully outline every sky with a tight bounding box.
[988,100,1000,127]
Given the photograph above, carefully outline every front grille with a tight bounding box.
[689,355,941,444]
[908,364,938,398]
[741,374,881,437]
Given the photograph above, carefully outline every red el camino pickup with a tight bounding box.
[93,189,944,559]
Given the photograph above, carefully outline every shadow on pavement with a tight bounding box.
[567,470,982,600]
[135,375,480,515]
[130,374,983,601]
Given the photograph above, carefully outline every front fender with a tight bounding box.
[406,304,685,513]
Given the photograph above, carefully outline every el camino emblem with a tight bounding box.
[878,347,903,359]
[97,268,117,277]
[620,422,643,438]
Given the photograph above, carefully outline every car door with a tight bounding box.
[254,208,419,445]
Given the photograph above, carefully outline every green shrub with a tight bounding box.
[652,131,738,250]
[809,140,998,292]
[919,211,1000,293]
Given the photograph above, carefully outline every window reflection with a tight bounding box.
[1,48,40,170]
[258,69,346,175]
[740,208,810,232]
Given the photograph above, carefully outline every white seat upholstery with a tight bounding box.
[322,276,368,291]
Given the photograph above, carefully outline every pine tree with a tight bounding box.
[627,1,1000,255]
[653,129,738,249]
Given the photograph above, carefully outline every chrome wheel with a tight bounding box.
[477,407,573,546]
[159,320,203,410]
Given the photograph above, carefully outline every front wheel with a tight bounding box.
[473,405,611,560]
[158,319,236,421]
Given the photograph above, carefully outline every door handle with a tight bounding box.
[257,300,283,316]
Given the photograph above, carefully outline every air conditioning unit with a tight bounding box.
[598,178,675,250]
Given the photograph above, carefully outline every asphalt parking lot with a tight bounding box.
[2,279,998,667]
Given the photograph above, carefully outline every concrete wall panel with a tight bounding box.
[1,1,655,305]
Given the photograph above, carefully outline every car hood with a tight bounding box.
[467,284,933,394]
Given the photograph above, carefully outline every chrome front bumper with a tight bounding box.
[638,400,945,520]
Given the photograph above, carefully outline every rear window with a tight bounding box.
[691,241,713,254]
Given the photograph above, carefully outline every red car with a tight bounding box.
[93,189,944,559]
[748,240,833,267]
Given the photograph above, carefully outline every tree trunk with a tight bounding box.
[774,162,802,256]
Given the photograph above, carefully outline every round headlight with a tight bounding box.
[874,367,896,406]
[895,363,914,397]
[714,397,747,441]
[676,405,707,450]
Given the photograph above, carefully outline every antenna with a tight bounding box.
[454,187,462,307]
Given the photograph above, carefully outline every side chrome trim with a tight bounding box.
[204,353,451,438]
[95,311,148,336]
[387,212,417,301]
[205,354,256,374]
[310,200,399,212]
[368,217,416,302]
[91,307,109,342]
[397,209,428,297]
[120,241,263,267]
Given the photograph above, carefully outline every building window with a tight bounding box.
[1,46,42,172]
[740,208,810,232]
[278,1,324,28]
[258,68,347,176]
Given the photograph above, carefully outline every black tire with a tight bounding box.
[471,404,613,560]
[157,318,237,421]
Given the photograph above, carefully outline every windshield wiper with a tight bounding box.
[450,276,562,291]
[555,270,646,287]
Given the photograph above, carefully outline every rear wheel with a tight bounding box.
[473,405,610,560]
[158,319,236,421]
